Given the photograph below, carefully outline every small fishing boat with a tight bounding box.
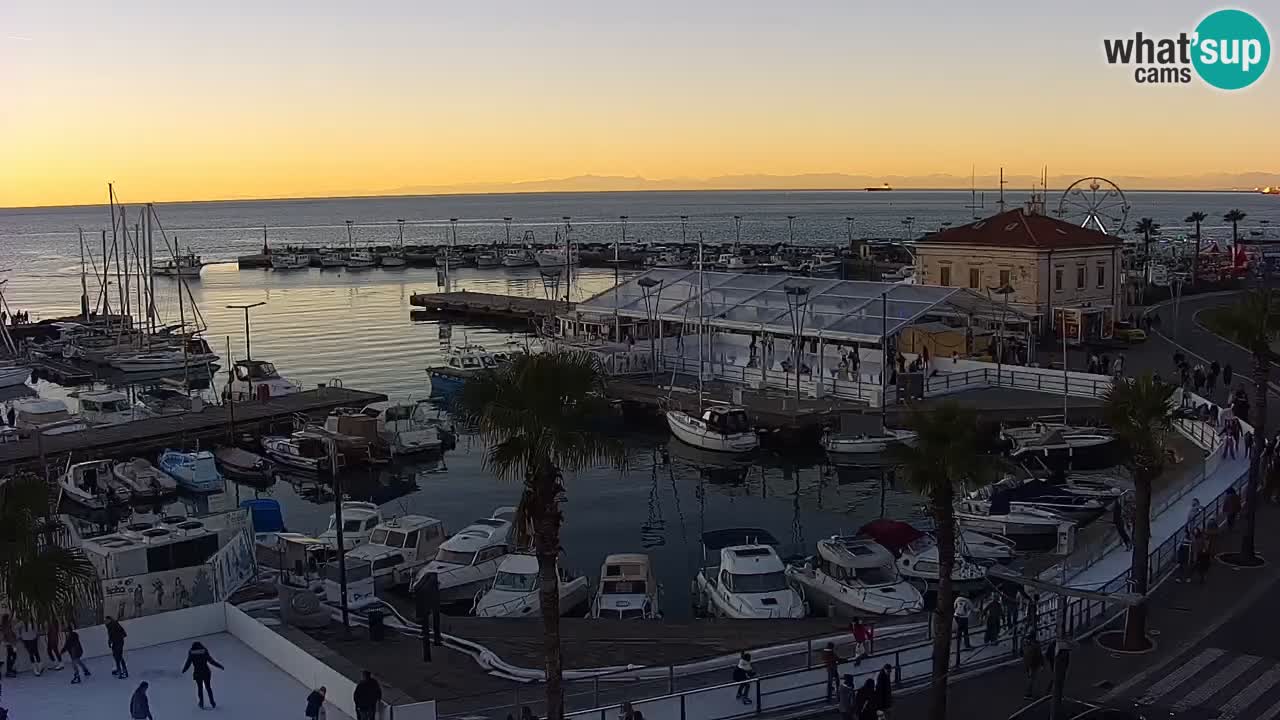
[1001,423,1115,467]
[319,501,384,551]
[60,459,132,508]
[473,553,592,618]
[666,406,759,453]
[591,553,661,619]
[214,447,275,483]
[13,398,87,436]
[261,435,331,473]
[693,528,806,619]
[359,400,443,456]
[346,251,376,269]
[112,458,179,498]
[821,427,917,455]
[158,449,224,492]
[76,390,147,426]
[410,507,517,603]
[271,253,311,270]
[501,248,537,267]
[954,498,1070,552]
[342,514,448,589]
[475,251,502,268]
[426,344,503,398]
[968,476,1110,525]
[808,254,841,278]
[319,249,347,268]
[857,520,986,585]
[535,247,580,268]
[380,249,407,268]
[786,536,923,617]
[224,359,300,402]
[152,251,203,277]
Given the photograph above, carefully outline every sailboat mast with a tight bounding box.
[697,231,705,412]
[881,291,888,429]
[78,228,89,321]
[100,230,110,317]
[146,204,155,336]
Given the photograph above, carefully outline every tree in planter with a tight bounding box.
[1100,373,1177,650]
[1207,289,1278,566]
[889,403,993,720]
[453,351,625,720]
[1185,211,1207,286]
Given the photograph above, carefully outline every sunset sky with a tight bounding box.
[3,1,1277,207]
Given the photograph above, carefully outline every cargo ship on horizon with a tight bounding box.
[865,183,893,192]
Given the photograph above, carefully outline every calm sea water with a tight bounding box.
[2,189,1273,616]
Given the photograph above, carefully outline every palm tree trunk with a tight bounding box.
[1122,475,1153,649]
[928,485,955,720]
[534,476,565,720]
[1242,349,1268,560]
[1191,224,1201,286]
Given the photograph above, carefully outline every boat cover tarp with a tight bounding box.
[858,519,925,553]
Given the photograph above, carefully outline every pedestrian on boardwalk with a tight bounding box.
[953,594,975,650]
[45,619,63,671]
[520,706,536,720]
[63,626,90,683]
[875,664,893,717]
[105,616,128,679]
[1224,487,1241,529]
[1022,633,1043,699]
[18,621,43,676]
[1,615,17,678]
[181,640,224,709]
[855,679,878,720]
[733,652,755,704]
[618,701,634,720]
[851,618,873,664]
[823,642,841,701]
[837,675,856,720]
[1209,361,1221,395]
[1176,530,1195,582]
[1001,590,1019,632]
[983,599,1002,645]
[1224,363,1234,387]
[354,670,382,720]
[129,682,153,720]
[1193,529,1213,584]
[305,686,327,720]
[1193,365,1206,393]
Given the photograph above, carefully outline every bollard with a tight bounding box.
[806,638,813,669]
[755,678,762,714]
[668,665,675,694]
[680,695,687,720]
[894,651,902,686]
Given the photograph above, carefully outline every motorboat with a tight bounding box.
[426,344,503,397]
[591,553,661,619]
[692,528,806,619]
[105,346,219,373]
[857,520,986,585]
[535,247,580,268]
[809,253,842,278]
[112,458,179,498]
[646,251,689,269]
[214,447,275,483]
[76,390,146,426]
[821,427,917,455]
[323,555,379,610]
[968,476,1110,525]
[13,398,87,436]
[158,449,224,492]
[475,251,501,268]
[60,459,131,508]
[1001,423,1116,467]
[343,515,448,589]
[501,248,537,267]
[0,365,30,388]
[346,251,376,269]
[271,253,311,270]
[410,507,517,604]
[319,501,384,551]
[954,498,1071,552]
[152,251,203,277]
[261,434,331,473]
[666,406,759,453]
[957,528,1018,564]
[380,250,407,268]
[225,359,300,402]
[473,553,592,618]
[785,536,923,617]
[319,249,347,268]
[359,401,443,456]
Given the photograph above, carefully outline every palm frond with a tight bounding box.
[888,403,996,499]
[1100,372,1177,481]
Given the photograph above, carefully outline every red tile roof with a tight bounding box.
[917,209,1120,250]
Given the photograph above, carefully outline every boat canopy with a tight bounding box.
[858,519,925,554]
[701,528,780,551]
[817,537,897,569]
[701,407,752,434]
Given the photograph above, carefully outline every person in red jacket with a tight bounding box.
[851,619,874,665]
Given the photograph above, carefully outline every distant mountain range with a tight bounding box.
[381,172,1280,195]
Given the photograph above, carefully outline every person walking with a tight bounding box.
[851,618,873,664]
[837,675,856,720]
[875,664,893,718]
[1193,365,1205,394]
[106,616,128,679]
[1193,528,1213,584]
[18,620,43,677]
[45,619,63,671]
[305,687,328,720]
[181,640,224,709]
[63,626,90,683]
[354,670,382,720]
[129,681,154,720]
[983,598,1002,645]
[1208,361,1221,396]
[953,594,975,650]
[0,616,17,678]
[1224,363,1234,388]
[733,652,755,704]
[1224,487,1241,529]
[822,642,841,702]
[855,678,878,720]
[1022,632,1044,699]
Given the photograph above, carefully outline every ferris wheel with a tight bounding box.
[1056,177,1131,235]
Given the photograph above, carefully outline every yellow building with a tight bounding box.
[913,208,1123,342]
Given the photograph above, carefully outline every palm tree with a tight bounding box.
[0,473,99,624]
[1100,373,1177,650]
[453,350,625,720]
[889,403,992,720]
[1135,218,1161,300]
[1224,209,1248,245]
[1206,290,1277,565]
[1185,211,1207,285]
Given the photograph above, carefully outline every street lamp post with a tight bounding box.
[225,301,266,361]
[615,216,628,342]
[787,215,796,246]
[638,277,664,379]
[733,215,742,247]
[784,285,811,410]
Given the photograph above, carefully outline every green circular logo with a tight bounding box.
[1192,9,1271,90]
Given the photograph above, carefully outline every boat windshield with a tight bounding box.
[494,571,538,592]
[343,520,363,532]
[384,530,407,548]
[369,529,389,546]
[855,566,900,585]
[602,579,647,595]
[727,571,787,593]
[436,549,476,566]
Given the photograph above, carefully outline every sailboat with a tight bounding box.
[381,220,408,268]
[665,232,760,454]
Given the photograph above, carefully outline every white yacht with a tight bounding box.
[224,359,300,402]
[857,521,986,585]
[666,406,760,453]
[473,553,592,618]
[342,515,448,590]
[501,248,537,267]
[410,507,516,603]
[271,253,311,270]
[785,536,924,617]
[76,390,146,426]
[112,458,179,498]
[319,501,384,551]
[591,553,661,619]
[821,428,917,455]
[692,529,806,619]
[359,401,443,456]
[158,450,224,493]
[60,460,132,508]
[535,247,580,268]
[954,498,1072,552]
[346,251,376,269]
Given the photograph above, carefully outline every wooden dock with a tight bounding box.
[0,386,386,468]
[409,291,571,323]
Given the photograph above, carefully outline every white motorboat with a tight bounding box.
[261,435,331,473]
[591,553,661,619]
[76,390,146,426]
[857,520,985,585]
[786,536,923,617]
[954,499,1071,552]
[410,507,517,603]
[968,476,1110,525]
[821,428,917,455]
[60,460,131,508]
[346,251,376,269]
[342,515,448,590]
[224,359,301,402]
[359,401,443,455]
[535,247,580,268]
[0,365,30,388]
[1002,423,1116,465]
[501,248,537,267]
[152,251,203,277]
[158,449,224,493]
[271,253,311,270]
[13,398,87,436]
[473,553,592,618]
[692,528,806,619]
[112,458,179,498]
[319,501,384,551]
[666,406,759,453]
[106,348,219,373]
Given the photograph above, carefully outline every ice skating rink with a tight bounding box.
[1,632,351,720]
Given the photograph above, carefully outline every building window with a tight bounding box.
[999,269,1012,288]
[940,266,951,287]
[1076,267,1085,290]
[969,268,980,289]
[1055,268,1063,292]
[1096,265,1106,288]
